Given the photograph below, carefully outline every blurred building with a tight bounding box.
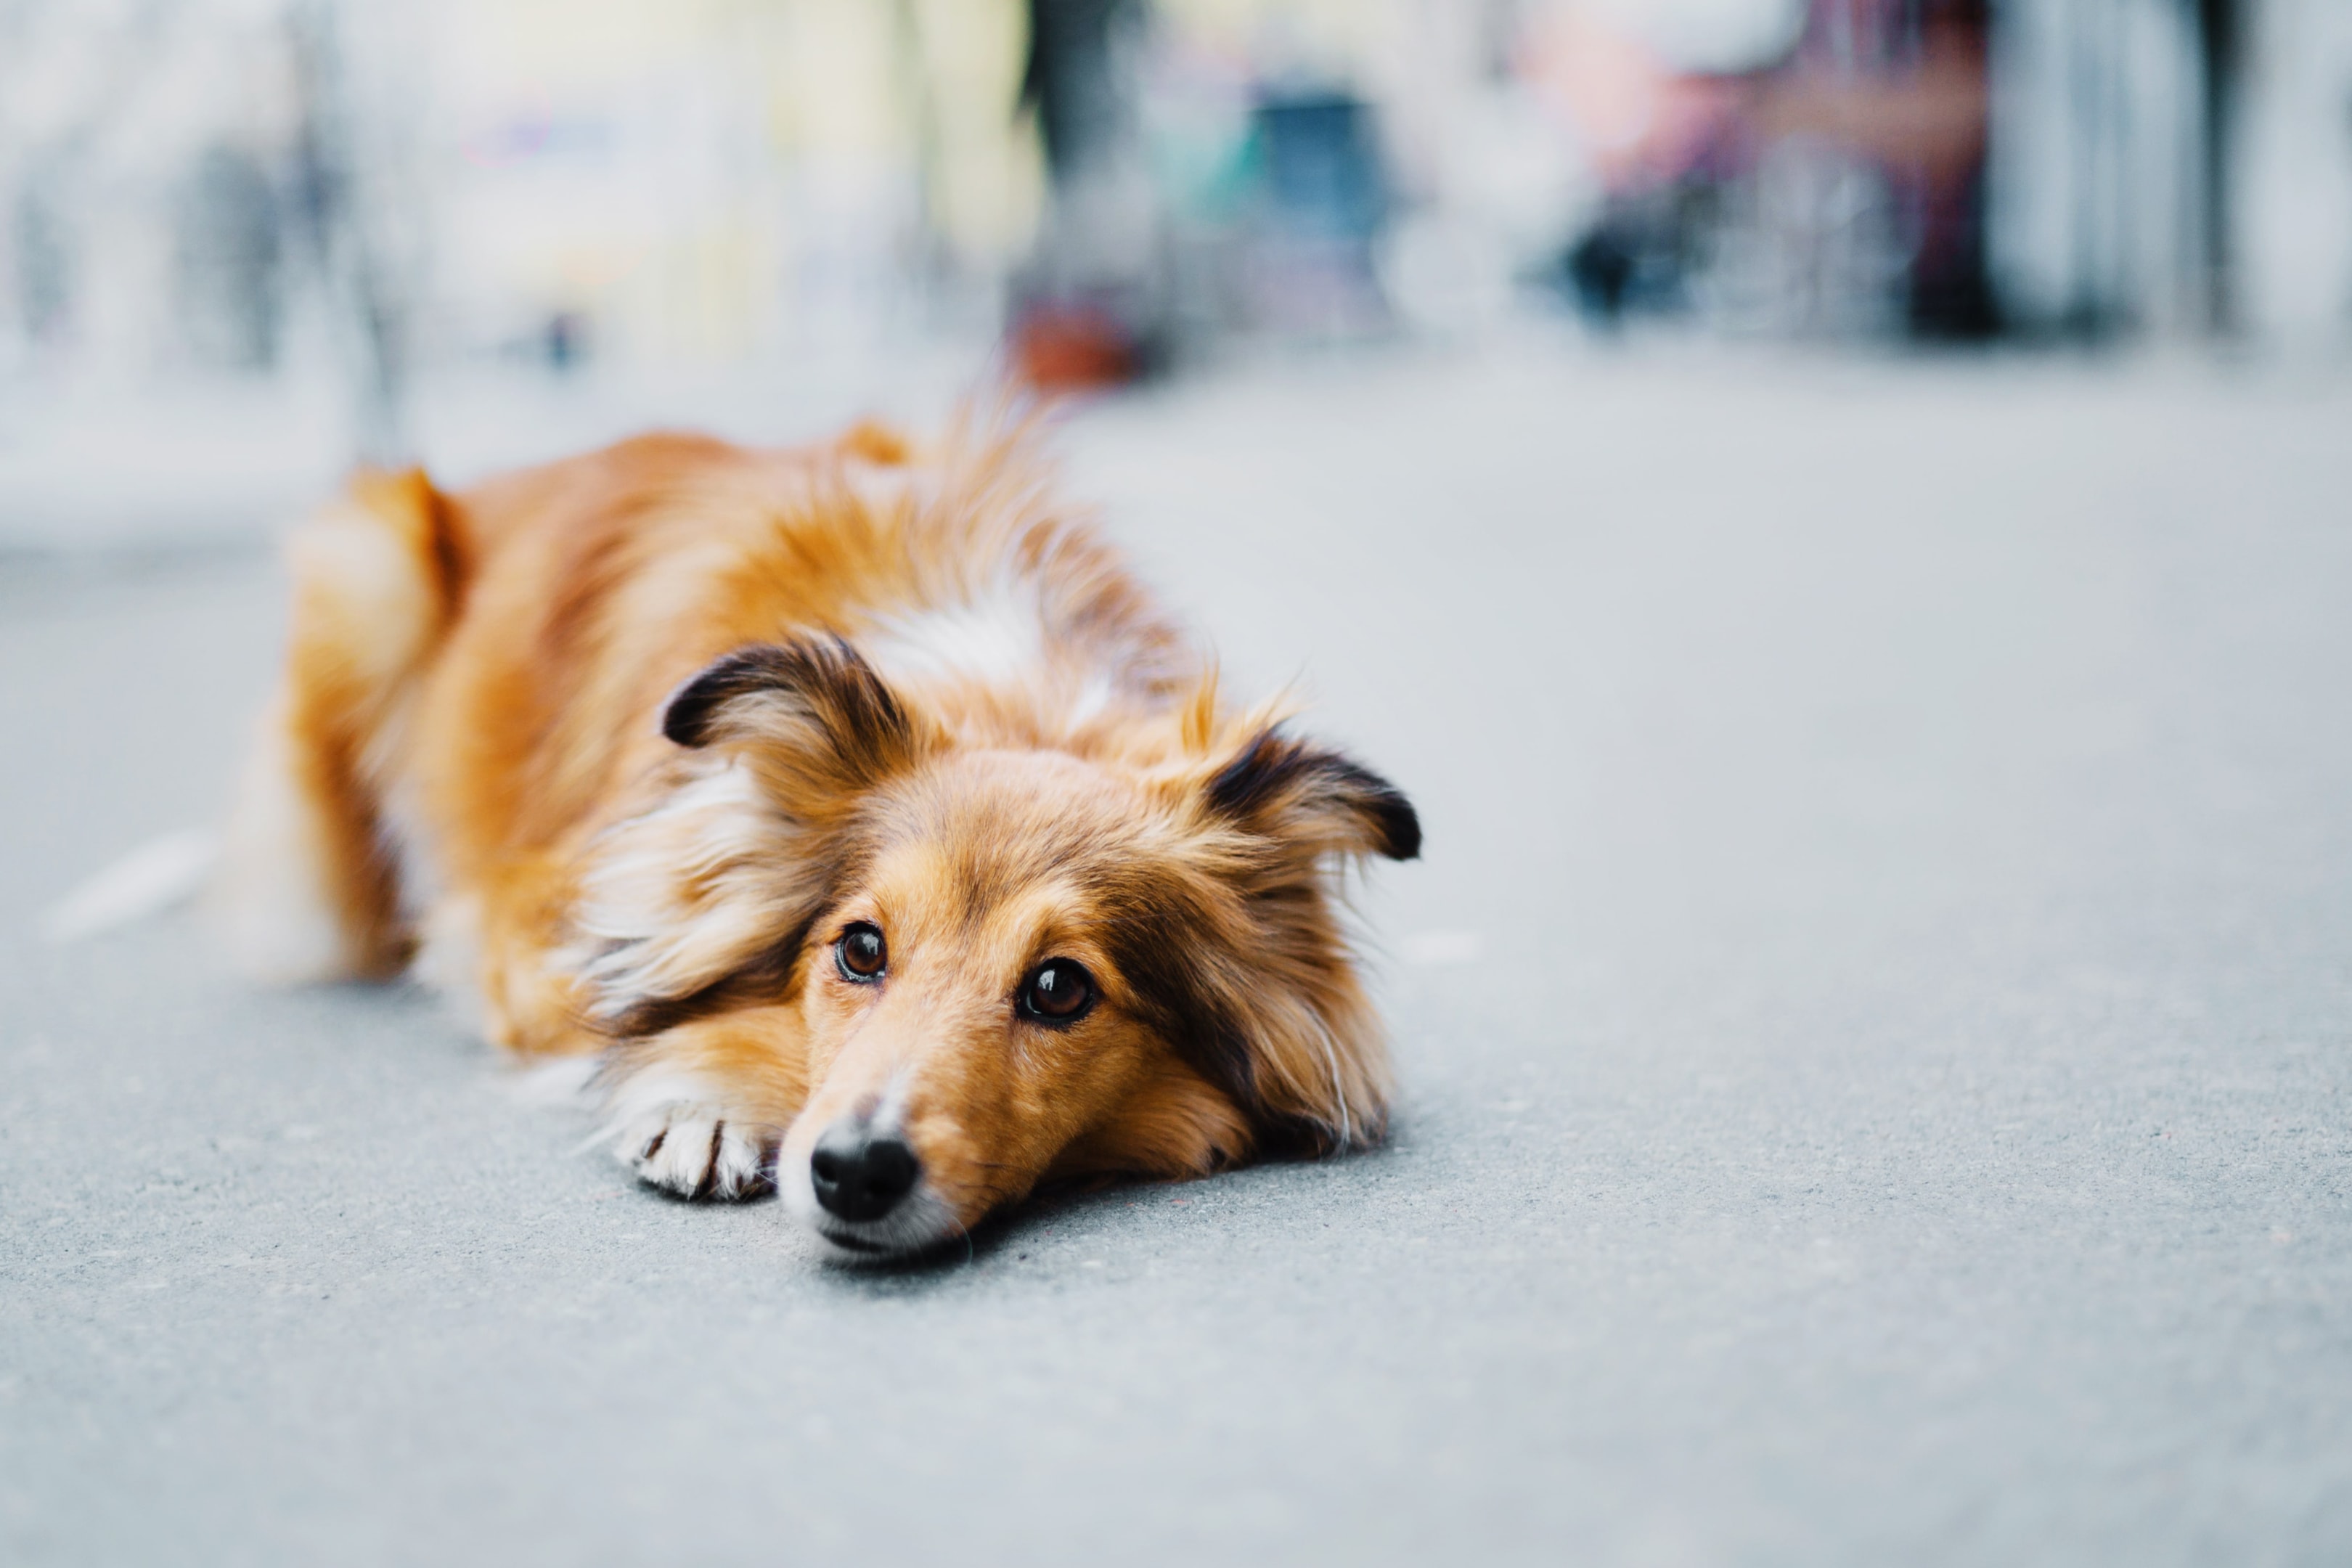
[0,0,304,382]
[412,0,1040,368]
[1,0,2349,433]
[0,0,1039,401]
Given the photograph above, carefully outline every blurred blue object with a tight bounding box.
[1252,91,1386,245]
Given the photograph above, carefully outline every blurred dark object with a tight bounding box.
[1011,0,1155,389]
[544,311,589,373]
[1567,226,1637,322]
[1022,0,1138,184]
[1564,183,1716,327]
[2194,0,2242,332]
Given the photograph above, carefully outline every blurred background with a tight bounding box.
[9,10,2352,1561]
[1,0,2348,542]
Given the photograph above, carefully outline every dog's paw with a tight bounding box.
[593,1063,777,1201]
[611,1104,775,1201]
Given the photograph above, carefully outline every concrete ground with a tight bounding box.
[4,347,2350,1566]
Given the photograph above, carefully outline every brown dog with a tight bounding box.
[217,418,1418,1256]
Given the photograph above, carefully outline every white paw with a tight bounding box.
[621,1108,774,1200]
[596,1067,775,1200]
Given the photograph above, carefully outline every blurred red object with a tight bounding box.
[1009,303,1139,392]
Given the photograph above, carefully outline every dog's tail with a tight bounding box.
[213,468,463,982]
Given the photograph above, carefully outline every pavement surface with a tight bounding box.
[4,347,2351,1566]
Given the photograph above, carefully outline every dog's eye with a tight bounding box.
[836,923,887,982]
[1017,959,1095,1024]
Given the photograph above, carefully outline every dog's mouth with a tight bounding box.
[818,1228,890,1254]
[807,1196,969,1261]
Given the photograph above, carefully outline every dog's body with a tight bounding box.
[219,419,1416,1254]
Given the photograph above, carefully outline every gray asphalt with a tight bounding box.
[4,348,2351,1566]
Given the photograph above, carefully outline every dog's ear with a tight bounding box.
[572,640,931,1036]
[1203,727,1420,862]
[661,638,934,807]
[1115,723,1411,1160]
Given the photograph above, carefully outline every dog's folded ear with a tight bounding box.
[661,638,936,802]
[572,639,933,1032]
[1204,727,1420,862]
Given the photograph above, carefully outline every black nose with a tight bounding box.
[809,1127,920,1222]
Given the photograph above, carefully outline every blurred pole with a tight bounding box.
[2192,0,2239,332]
[1907,0,1999,338]
[289,0,408,467]
[1021,0,1137,189]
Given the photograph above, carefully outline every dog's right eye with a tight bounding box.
[836,923,887,982]
[1017,958,1095,1025]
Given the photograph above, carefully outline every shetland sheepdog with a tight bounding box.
[216,417,1418,1257]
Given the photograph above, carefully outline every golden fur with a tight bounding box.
[219,417,1418,1254]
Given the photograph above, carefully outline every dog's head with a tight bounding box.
[579,637,1417,1256]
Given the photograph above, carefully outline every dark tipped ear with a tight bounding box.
[660,638,929,793]
[1205,728,1420,861]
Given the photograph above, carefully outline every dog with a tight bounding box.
[216,417,1418,1256]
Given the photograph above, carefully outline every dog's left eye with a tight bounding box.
[1017,959,1095,1024]
[836,922,887,981]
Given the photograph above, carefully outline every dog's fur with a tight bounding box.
[217,417,1417,1255]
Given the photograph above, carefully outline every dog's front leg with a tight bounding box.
[594,1006,810,1201]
